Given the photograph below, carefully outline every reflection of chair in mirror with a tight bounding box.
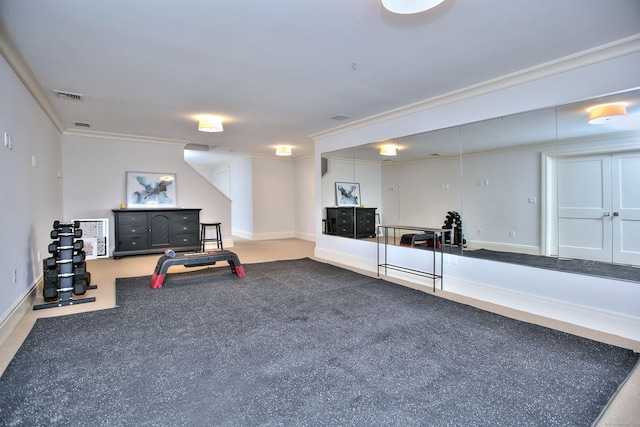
[323,218,335,234]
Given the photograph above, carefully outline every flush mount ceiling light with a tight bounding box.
[198,116,223,132]
[379,145,397,156]
[381,0,446,14]
[275,146,292,156]
[587,103,628,124]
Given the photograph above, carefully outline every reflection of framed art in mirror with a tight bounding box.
[336,182,361,207]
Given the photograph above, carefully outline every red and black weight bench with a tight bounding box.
[150,250,246,289]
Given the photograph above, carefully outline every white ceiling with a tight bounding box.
[1,0,640,166]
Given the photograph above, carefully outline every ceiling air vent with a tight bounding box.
[184,143,211,152]
[330,114,351,121]
[53,90,83,101]
[74,122,90,128]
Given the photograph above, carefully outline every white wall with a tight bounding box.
[314,52,640,341]
[61,134,233,251]
[224,155,312,241]
[0,54,62,338]
[228,157,253,238]
[251,156,295,240]
[293,156,315,241]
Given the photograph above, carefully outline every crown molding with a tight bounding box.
[0,18,66,133]
[310,34,640,141]
[63,129,188,146]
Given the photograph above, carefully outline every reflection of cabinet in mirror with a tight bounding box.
[325,207,377,238]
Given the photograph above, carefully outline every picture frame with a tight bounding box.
[335,182,361,207]
[126,172,177,208]
[73,218,109,258]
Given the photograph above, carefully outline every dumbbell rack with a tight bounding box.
[34,221,97,310]
[442,211,465,247]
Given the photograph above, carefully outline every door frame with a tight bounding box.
[541,135,640,258]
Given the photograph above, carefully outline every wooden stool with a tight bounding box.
[200,222,223,251]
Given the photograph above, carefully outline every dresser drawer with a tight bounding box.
[118,224,149,236]
[358,209,375,220]
[172,233,199,247]
[336,216,353,226]
[171,222,199,234]
[117,212,148,224]
[171,212,199,223]
[118,235,147,251]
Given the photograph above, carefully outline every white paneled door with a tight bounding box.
[611,152,640,265]
[557,152,640,265]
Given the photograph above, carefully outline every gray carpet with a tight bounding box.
[0,258,637,426]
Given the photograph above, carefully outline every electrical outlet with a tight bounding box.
[32,156,37,167]
[37,251,42,262]
[484,179,489,186]
[4,132,12,149]
[509,231,516,238]
[528,197,536,204]
[477,228,483,235]
[13,269,17,283]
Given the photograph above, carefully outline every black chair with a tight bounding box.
[200,222,223,251]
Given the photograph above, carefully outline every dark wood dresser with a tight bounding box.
[112,208,201,258]
[325,207,376,238]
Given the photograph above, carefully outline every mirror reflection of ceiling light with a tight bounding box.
[381,0,446,14]
[587,102,628,124]
[379,145,397,156]
[198,116,223,132]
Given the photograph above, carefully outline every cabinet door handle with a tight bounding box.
[603,212,610,217]
[613,212,620,217]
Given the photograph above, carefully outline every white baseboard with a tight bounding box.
[231,230,295,241]
[0,277,40,348]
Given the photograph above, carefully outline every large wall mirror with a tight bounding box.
[321,88,640,282]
